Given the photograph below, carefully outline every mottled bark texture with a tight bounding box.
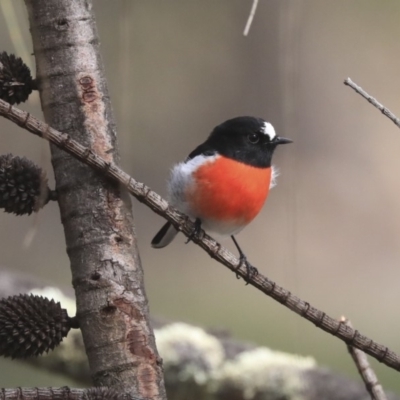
[23,1,166,398]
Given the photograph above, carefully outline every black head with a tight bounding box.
[203,116,292,168]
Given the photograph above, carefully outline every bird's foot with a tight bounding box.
[185,218,202,244]
[236,254,258,285]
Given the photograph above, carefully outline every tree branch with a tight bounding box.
[0,99,399,375]
[0,387,124,400]
[343,317,387,400]
[243,0,259,36]
[344,78,400,128]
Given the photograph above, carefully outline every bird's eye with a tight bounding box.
[247,133,260,144]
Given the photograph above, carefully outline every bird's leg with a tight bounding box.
[231,235,258,284]
[185,218,202,244]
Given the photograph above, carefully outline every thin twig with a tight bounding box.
[243,0,259,36]
[344,78,400,129]
[0,99,400,373]
[0,387,125,400]
[342,317,387,400]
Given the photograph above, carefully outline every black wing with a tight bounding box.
[186,142,216,161]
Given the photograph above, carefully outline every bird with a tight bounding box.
[151,116,292,279]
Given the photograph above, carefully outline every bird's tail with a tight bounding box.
[151,222,178,248]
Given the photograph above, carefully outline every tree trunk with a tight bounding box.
[23,1,166,398]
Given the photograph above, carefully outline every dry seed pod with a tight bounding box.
[0,154,56,216]
[0,294,77,358]
[0,51,35,104]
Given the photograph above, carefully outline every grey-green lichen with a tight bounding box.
[155,322,225,385]
[155,323,316,400]
[213,347,315,400]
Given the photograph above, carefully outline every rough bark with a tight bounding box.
[22,1,166,398]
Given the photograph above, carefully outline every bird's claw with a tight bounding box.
[185,218,202,244]
[235,254,258,284]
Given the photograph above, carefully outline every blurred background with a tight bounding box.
[1,0,400,393]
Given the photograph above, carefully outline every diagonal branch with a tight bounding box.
[243,0,259,36]
[0,98,399,373]
[344,78,400,128]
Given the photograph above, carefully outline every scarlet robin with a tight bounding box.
[151,116,292,279]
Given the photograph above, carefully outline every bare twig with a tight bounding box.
[0,387,125,400]
[342,317,387,400]
[0,99,400,374]
[243,0,259,36]
[344,78,400,128]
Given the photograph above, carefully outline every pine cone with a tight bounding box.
[0,51,34,104]
[0,294,74,358]
[0,154,55,216]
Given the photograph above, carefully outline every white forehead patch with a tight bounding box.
[261,122,276,140]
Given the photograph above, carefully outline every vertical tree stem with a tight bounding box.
[23,1,166,398]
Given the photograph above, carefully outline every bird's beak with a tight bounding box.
[274,136,293,145]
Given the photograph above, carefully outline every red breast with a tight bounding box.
[186,156,271,226]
